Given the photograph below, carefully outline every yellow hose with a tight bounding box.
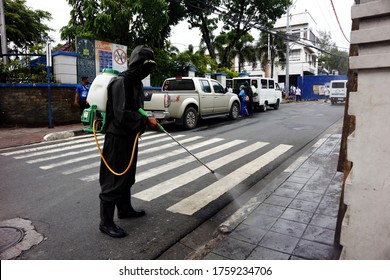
[93,119,140,176]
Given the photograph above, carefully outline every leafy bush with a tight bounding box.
[0,59,55,84]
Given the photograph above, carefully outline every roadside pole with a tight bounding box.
[285,5,290,100]
[46,43,53,128]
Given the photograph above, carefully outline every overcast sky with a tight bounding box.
[25,0,354,51]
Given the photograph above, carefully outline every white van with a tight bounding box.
[232,77,282,111]
[329,80,347,104]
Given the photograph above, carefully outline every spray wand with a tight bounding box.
[138,108,215,174]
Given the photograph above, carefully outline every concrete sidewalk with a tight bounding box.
[183,132,343,260]
[0,123,85,149]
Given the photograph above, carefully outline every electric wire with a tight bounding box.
[180,0,348,58]
[329,0,351,43]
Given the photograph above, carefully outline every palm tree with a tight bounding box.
[256,32,286,78]
[230,32,256,73]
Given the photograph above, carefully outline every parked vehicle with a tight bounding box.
[232,77,282,112]
[329,80,347,105]
[144,77,241,130]
[143,90,171,120]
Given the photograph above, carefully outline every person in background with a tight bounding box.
[244,81,254,115]
[98,45,160,238]
[74,76,90,114]
[226,83,233,93]
[295,86,302,102]
[289,84,296,102]
[324,86,330,103]
[239,85,248,117]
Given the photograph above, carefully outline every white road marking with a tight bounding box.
[134,141,268,201]
[79,138,225,182]
[134,139,246,183]
[167,144,293,215]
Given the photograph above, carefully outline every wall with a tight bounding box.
[0,84,162,127]
[339,0,390,259]
[297,75,347,100]
[53,51,78,84]
[0,84,80,126]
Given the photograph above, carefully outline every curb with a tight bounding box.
[43,130,86,142]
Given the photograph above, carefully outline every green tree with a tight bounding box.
[217,0,291,67]
[61,0,183,50]
[317,30,348,75]
[183,0,291,68]
[230,32,256,73]
[2,0,53,53]
[183,0,220,60]
[256,31,286,78]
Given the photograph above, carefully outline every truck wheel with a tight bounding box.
[229,102,240,120]
[272,100,280,110]
[260,104,267,112]
[183,107,198,130]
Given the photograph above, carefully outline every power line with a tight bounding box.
[180,0,348,58]
[329,0,350,43]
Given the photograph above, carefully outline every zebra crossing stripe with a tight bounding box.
[138,134,186,148]
[40,154,100,170]
[37,135,192,170]
[137,138,223,167]
[15,133,180,160]
[63,162,100,175]
[1,135,104,157]
[26,146,102,164]
[79,138,225,182]
[167,144,293,215]
[134,139,246,183]
[139,136,203,155]
[133,141,268,201]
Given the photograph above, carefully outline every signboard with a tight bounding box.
[76,37,96,82]
[95,40,127,74]
[313,85,326,95]
[76,38,128,83]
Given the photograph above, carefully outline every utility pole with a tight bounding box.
[285,5,290,100]
[267,34,271,78]
[0,0,8,63]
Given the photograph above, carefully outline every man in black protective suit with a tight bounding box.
[99,45,159,238]
[244,81,254,116]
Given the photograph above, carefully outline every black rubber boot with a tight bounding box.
[99,200,127,238]
[117,189,145,219]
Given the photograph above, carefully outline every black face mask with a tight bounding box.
[139,61,156,80]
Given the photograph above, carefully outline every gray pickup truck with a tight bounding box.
[144,77,240,129]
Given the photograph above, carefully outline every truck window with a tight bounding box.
[163,79,195,91]
[251,80,258,88]
[261,79,267,89]
[200,80,212,93]
[211,80,225,93]
[269,80,275,89]
[331,82,346,89]
[233,79,250,94]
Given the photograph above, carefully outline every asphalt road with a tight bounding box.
[0,101,345,260]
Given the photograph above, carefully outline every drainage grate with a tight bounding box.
[0,226,24,253]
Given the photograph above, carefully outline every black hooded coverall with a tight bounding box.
[98,46,155,237]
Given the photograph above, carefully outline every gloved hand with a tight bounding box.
[147,117,161,131]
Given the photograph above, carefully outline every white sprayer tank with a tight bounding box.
[87,68,120,111]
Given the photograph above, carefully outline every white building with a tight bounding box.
[273,11,320,87]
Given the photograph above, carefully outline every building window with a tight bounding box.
[290,49,300,61]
